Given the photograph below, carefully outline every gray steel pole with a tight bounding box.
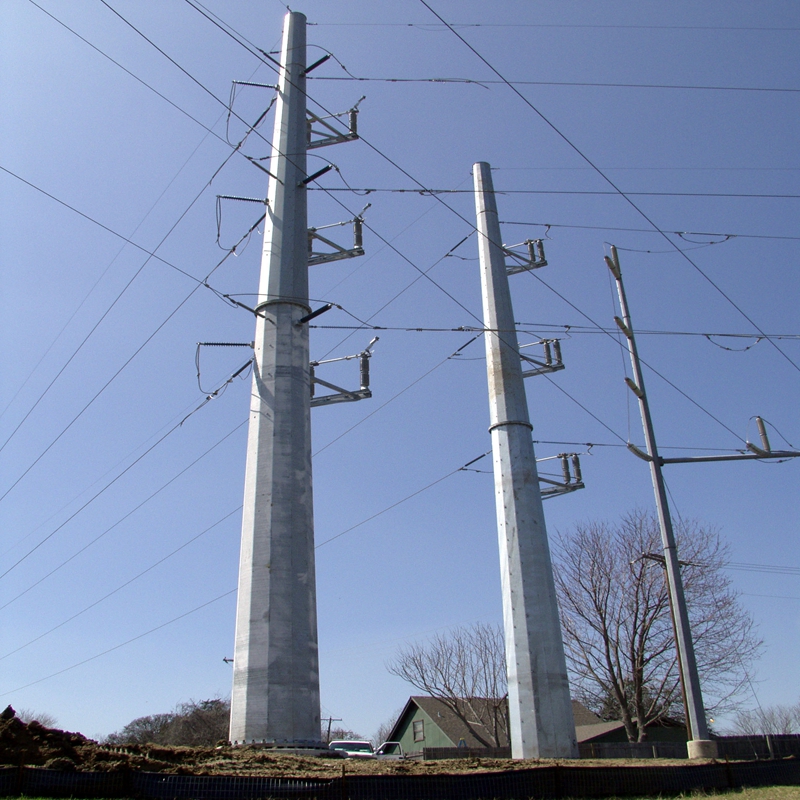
[473,162,578,759]
[606,245,717,759]
[230,12,321,745]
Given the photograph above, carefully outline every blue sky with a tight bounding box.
[1,0,798,741]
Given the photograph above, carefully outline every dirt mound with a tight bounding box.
[0,707,697,777]
[0,706,91,768]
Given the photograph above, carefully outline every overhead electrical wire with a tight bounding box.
[10,4,795,692]
[96,1,780,459]
[0,420,247,611]
[0,192,258,506]
[313,334,483,457]
[4,588,237,694]
[0,505,243,660]
[309,74,800,95]
[27,0,242,145]
[500,220,800,243]
[309,22,800,33]
[175,4,740,451]
[0,83,275,494]
[0,361,251,583]
[416,0,800,376]
[309,187,800,199]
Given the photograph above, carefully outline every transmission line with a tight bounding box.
[416,0,800,375]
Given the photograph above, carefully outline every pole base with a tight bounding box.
[687,739,718,759]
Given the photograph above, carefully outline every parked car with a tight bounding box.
[328,740,376,759]
[375,741,405,760]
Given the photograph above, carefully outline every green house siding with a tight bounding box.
[394,705,456,752]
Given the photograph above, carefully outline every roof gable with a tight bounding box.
[389,696,603,748]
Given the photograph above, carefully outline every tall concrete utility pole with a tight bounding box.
[473,162,578,760]
[230,11,319,746]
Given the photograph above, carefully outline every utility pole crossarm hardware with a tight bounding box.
[539,453,585,499]
[628,412,800,464]
[310,338,377,407]
[520,339,565,378]
[504,238,548,275]
[306,99,362,149]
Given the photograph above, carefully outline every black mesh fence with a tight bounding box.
[1,759,798,799]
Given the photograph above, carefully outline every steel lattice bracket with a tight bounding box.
[521,338,565,378]
[310,338,378,408]
[539,453,585,500]
[308,217,364,266]
[504,238,548,275]
[307,106,359,149]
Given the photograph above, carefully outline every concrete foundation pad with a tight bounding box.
[687,739,719,759]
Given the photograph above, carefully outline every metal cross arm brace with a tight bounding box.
[520,338,564,378]
[503,238,547,275]
[539,453,585,500]
[307,97,364,149]
[308,212,367,266]
[309,337,378,408]
[626,415,800,465]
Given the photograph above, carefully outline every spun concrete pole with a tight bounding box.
[230,12,321,744]
[473,162,578,759]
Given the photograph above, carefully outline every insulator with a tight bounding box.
[535,239,546,263]
[572,454,582,483]
[349,109,359,137]
[306,118,312,144]
[354,218,363,249]
[560,454,571,484]
[310,365,316,397]
[307,230,314,256]
[543,340,553,365]
[360,354,370,390]
[756,416,772,452]
[553,339,562,364]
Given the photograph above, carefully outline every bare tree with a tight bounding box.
[372,707,403,747]
[732,702,800,735]
[387,622,508,747]
[16,708,58,728]
[553,510,762,742]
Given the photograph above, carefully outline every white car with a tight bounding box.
[328,740,376,759]
[375,741,405,760]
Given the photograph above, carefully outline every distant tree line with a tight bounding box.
[105,699,229,746]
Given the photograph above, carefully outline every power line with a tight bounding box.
[310,187,800,199]
[309,22,800,33]
[4,588,237,694]
[313,335,482,457]
[192,6,765,455]
[309,74,800,95]
[726,562,800,576]
[0,505,242,660]
[0,421,247,611]
[0,125,217,428]
[417,0,800,377]
[26,0,235,143]
[500,220,800,243]
[0,362,250,583]
[314,452,490,549]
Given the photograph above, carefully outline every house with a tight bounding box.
[387,696,687,758]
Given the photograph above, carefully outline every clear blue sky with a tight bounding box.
[1,0,798,740]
